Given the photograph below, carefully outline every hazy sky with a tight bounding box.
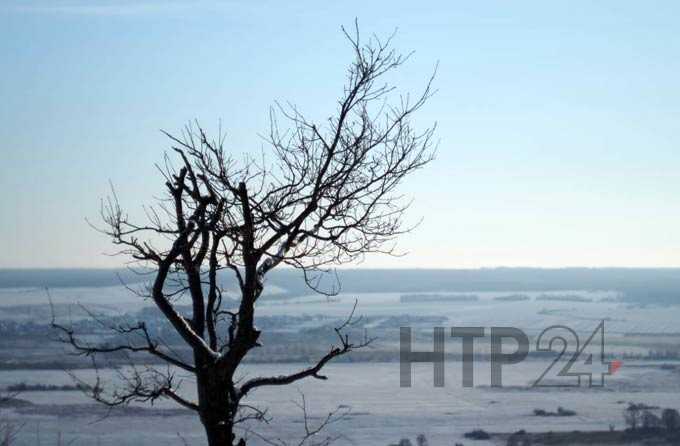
[2,1,680,269]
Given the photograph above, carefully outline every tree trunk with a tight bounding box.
[197,358,241,446]
[203,419,237,446]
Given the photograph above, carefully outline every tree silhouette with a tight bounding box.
[53,23,435,446]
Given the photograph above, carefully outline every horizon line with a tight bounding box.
[3,266,680,271]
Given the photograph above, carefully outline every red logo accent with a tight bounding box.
[610,360,623,374]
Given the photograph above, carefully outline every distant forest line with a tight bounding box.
[2,267,680,304]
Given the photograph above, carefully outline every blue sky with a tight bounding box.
[2,1,680,268]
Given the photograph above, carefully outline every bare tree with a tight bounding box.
[53,23,435,446]
[624,404,642,431]
[243,393,350,446]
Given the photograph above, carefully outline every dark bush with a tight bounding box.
[464,429,490,440]
[533,407,576,417]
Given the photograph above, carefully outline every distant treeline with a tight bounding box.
[400,294,478,303]
[6,382,91,392]
[494,294,530,302]
[265,268,680,298]
[535,294,593,303]
[2,267,680,305]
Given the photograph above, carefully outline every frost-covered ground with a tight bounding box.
[2,285,680,444]
[2,361,680,445]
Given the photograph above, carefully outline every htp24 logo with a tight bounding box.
[399,321,622,388]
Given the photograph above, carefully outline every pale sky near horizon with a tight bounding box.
[2,1,680,269]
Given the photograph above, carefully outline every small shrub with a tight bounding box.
[507,429,531,446]
[464,429,490,440]
[533,407,575,417]
[557,407,576,416]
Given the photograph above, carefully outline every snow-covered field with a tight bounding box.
[2,285,680,445]
[2,360,680,445]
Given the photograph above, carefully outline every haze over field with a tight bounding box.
[3,268,680,445]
